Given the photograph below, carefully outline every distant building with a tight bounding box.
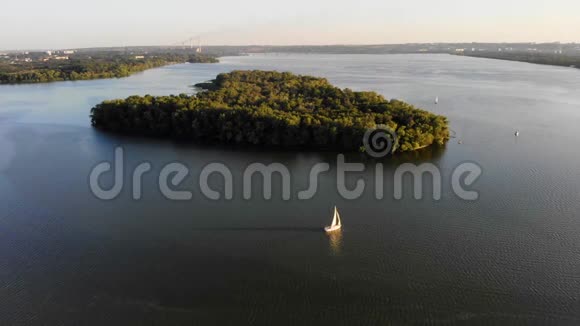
[134,55,145,59]
[62,50,75,54]
[53,56,69,60]
[46,51,52,56]
[455,48,465,53]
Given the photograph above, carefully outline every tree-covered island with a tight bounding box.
[0,52,218,84]
[91,70,449,152]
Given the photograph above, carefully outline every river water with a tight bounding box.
[1,54,580,324]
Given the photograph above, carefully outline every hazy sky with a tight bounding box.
[1,0,579,50]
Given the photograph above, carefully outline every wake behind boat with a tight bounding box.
[325,206,342,233]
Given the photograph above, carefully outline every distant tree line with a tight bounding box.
[0,53,218,84]
[91,70,449,152]
[461,51,580,69]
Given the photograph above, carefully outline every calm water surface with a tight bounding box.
[1,54,580,324]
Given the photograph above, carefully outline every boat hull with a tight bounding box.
[324,225,342,233]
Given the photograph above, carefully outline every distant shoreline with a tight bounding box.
[0,52,219,85]
[3,47,578,86]
[457,52,579,70]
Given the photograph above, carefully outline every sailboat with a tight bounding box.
[325,206,342,233]
[435,96,439,104]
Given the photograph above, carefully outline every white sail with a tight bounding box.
[331,207,339,227]
[325,206,342,232]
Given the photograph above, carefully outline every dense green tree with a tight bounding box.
[91,70,449,152]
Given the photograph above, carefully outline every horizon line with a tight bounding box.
[3,41,579,52]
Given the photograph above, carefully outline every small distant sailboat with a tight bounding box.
[325,206,342,233]
[435,96,439,104]
[515,130,520,137]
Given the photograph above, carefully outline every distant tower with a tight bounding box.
[196,37,202,53]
